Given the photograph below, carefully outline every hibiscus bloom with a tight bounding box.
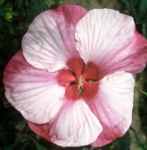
[3,4,147,148]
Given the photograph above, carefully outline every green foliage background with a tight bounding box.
[0,0,147,149]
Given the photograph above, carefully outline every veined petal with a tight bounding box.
[87,71,135,147]
[4,52,64,124]
[75,9,135,63]
[49,100,102,147]
[22,5,86,72]
[102,32,147,74]
[55,4,87,52]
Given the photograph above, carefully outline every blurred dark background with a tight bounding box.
[0,0,147,149]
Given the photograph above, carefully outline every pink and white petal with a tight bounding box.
[49,100,102,147]
[4,52,65,124]
[75,9,135,63]
[22,5,87,72]
[54,4,87,52]
[87,71,135,147]
[102,32,147,74]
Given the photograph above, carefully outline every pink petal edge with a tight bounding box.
[87,71,135,147]
[28,100,102,147]
[101,32,147,75]
[3,51,65,124]
[22,4,87,72]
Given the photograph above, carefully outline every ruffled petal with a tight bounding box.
[101,32,147,74]
[22,5,86,72]
[49,100,102,147]
[75,9,147,74]
[75,9,133,60]
[4,52,64,124]
[55,4,87,52]
[87,71,135,147]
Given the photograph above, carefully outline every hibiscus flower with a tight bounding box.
[3,4,147,148]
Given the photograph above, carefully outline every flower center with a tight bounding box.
[57,57,99,100]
